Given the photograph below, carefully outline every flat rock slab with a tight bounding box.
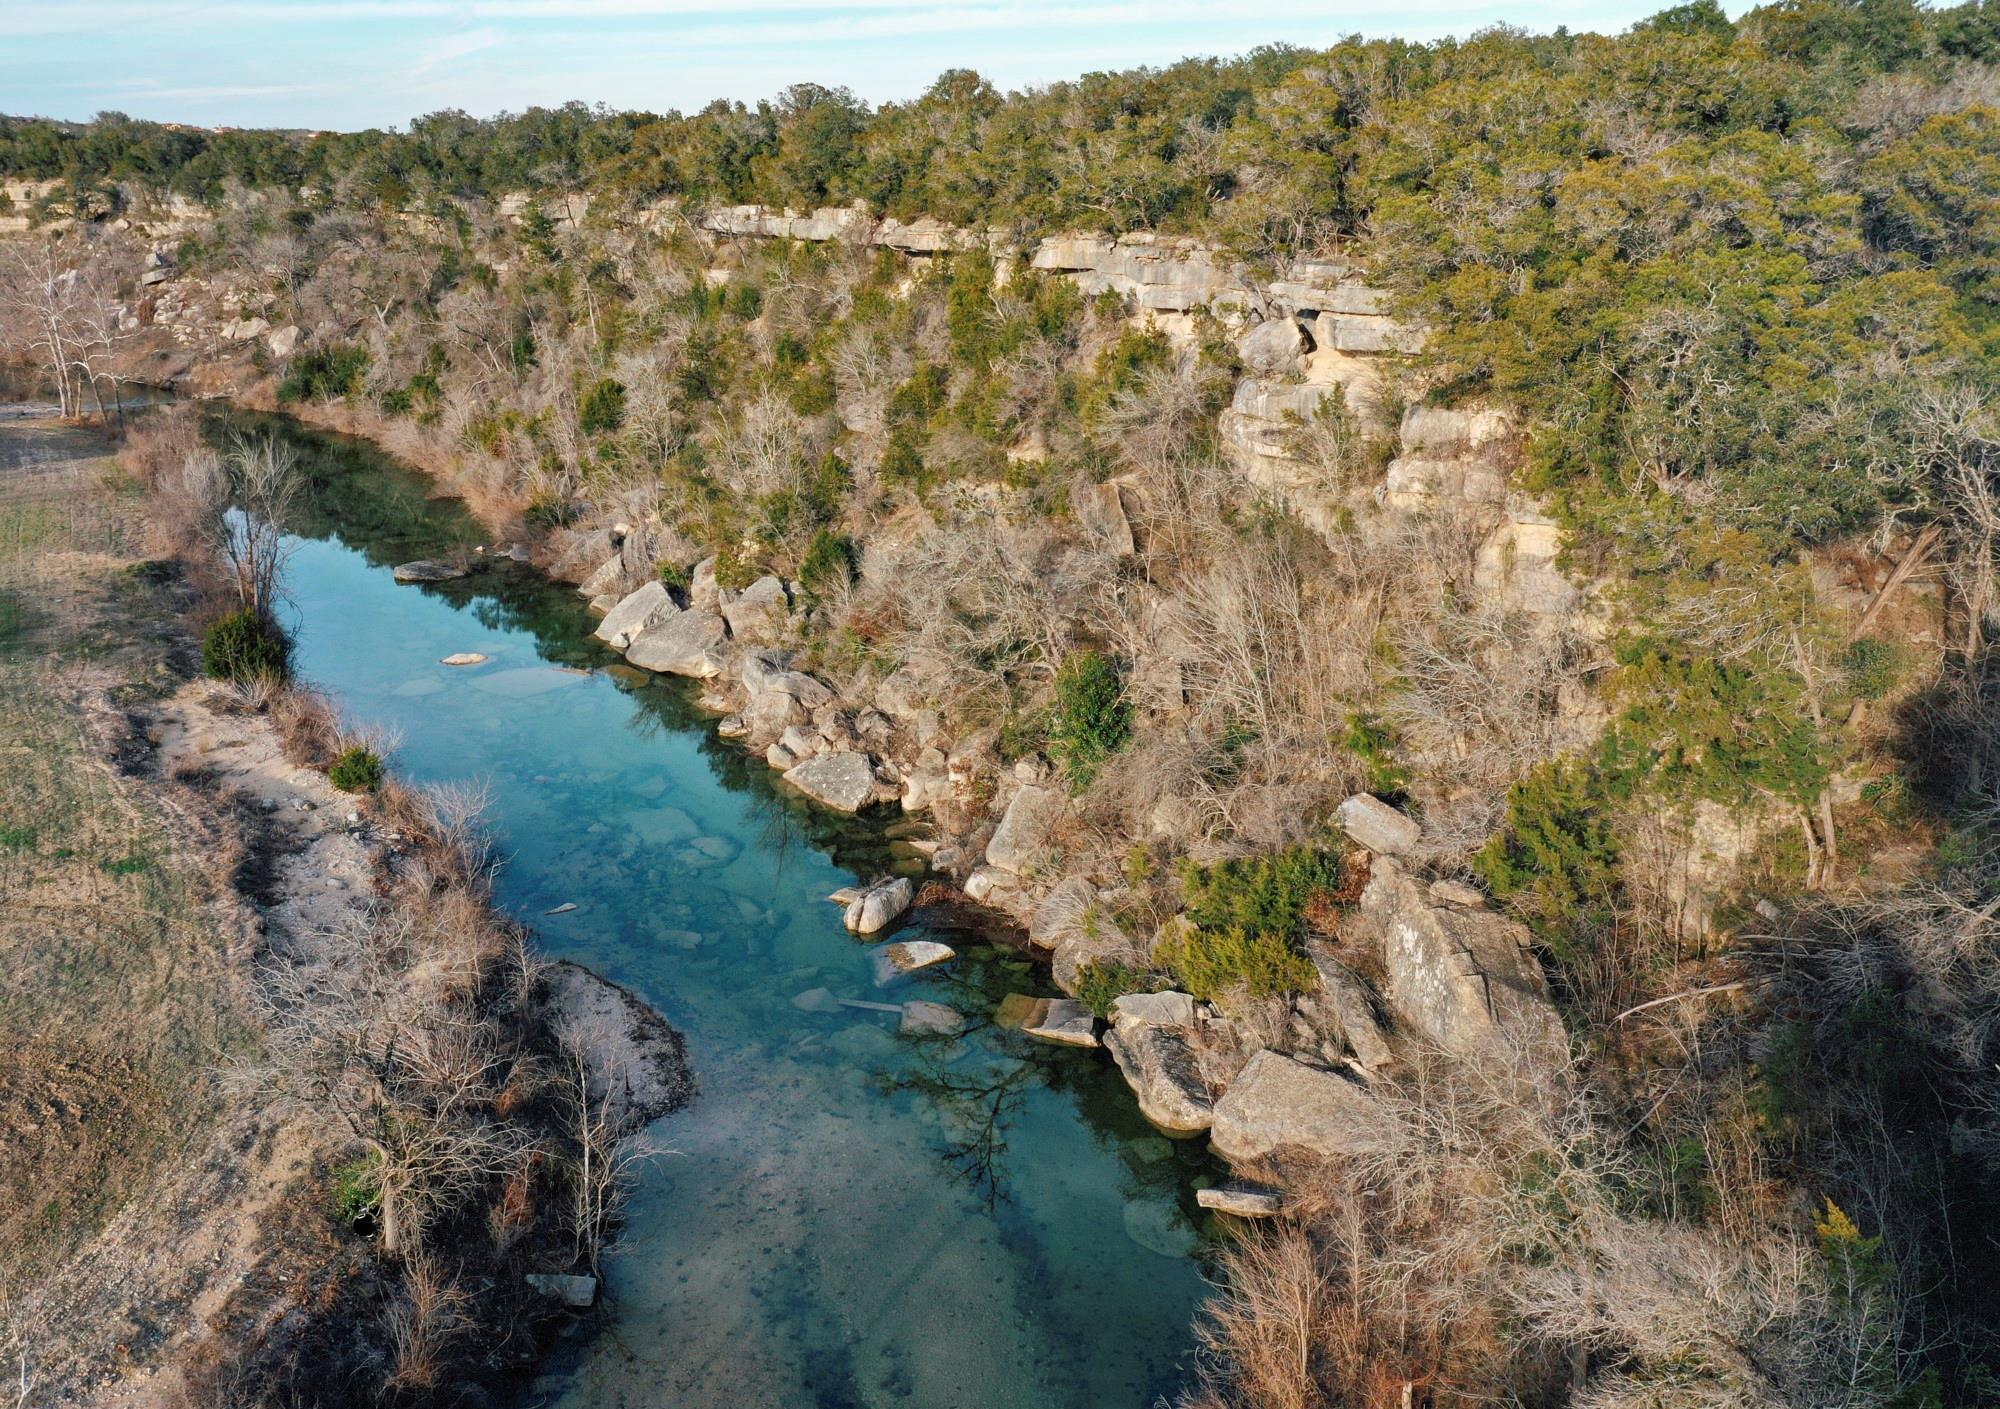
[1197,1183,1285,1218]
[439,652,487,666]
[1024,998,1099,1048]
[1111,990,1197,1029]
[900,1000,966,1036]
[1338,793,1421,856]
[393,559,471,583]
[1209,1050,1399,1166]
[994,992,1048,1029]
[871,940,955,986]
[784,751,878,813]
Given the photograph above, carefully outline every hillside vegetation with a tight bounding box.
[6,1,2000,1406]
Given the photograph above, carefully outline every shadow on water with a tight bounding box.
[226,407,1217,1409]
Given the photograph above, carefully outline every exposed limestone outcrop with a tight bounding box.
[1105,1020,1214,1136]
[593,580,678,650]
[625,608,729,677]
[782,750,878,813]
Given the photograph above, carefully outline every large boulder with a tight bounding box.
[783,750,878,813]
[1111,990,1197,1030]
[1236,316,1307,374]
[594,581,679,650]
[1073,481,1136,556]
[1023,998,1099,1048]
[1209,1051,1399,1165]
[722,574,792,643]
[984,784,1065,875]
[625,608,729,677]
[1299,947,1395,1070]
[1362,863,1565,1062]
[1104,1022,1214,1136]
[577,554,626,599]
[1337,794,1421,856]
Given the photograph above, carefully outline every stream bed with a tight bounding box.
[260,417,1212,1408]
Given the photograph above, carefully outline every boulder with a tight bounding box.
[1023,998,1099,1048]
[1073,481,1136,555]
[900,748,951,814]
[577,555,626,599]
[900,1000,966,1036]
[1111,990,1197,1030]
[594,581,679,650]
[1300,947,1394,1070]
[722,574,791,642]
[392,560,469,584]
[1236,316,1307,374]
[1337,793,1421,856]
[525,1273,598,1310]
[783,751,877,813]
[1209,1051,1399,1165]
[984,784,1065,875]
[1197,1183,1285,1218]
[1363,864,1565,1063]
[266,324,300,358]
[874,660,945,719]
[994,992,1049,1029]
[1104,1022,1214,1136]
[625,608,729,677]
[963,866,1016,904]
[439,652,487,667]
[871,940,956,985]
[843,876,914,935]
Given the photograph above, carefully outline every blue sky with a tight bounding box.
[8,1,1682,131]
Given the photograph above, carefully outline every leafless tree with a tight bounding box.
[0,231,129,420]
[218,434,303,619]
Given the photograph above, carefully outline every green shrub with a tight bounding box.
[1157,924,1318,1001]
[202,609,290,683]
[656,559,691,591]
[798,528,858,606]
[578,377,627,435]
[276,342,368,402]
[331,1152,382,1227]
[1049,649,1131,789]
[1840,637,1904,701]
[1475,758,1621,954]
[329,746,385,794]
[1179,843,1341,940]
[1342,711,1408,800]
[523,490,578,531]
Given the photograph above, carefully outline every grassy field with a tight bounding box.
[0,416,258,1373]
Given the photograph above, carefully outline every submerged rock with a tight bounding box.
[900,1000,966,1036]
[792,986,843,1014]
[871,940,955,986]
[1123,1199,1199,1259]
[525,1273,598,1309]
[541,961,694,1134]
[783,750,877,813]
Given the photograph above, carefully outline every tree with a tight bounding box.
[0,230,128,420]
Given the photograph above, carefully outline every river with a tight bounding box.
[255,415,1212,1408]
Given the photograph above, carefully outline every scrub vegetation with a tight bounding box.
[6,0,2000,1405]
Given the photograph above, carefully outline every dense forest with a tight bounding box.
[8,1,2000,1406]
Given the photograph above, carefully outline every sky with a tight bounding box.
[6,1,1684,132]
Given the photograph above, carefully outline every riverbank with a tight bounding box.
[0,408,691,1405]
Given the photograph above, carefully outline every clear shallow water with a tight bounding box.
[260,418,1211,1409]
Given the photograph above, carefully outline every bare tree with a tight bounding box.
[0,231,129,420]
[219,435,303,619]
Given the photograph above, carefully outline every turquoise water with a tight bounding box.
[264,421,1211,1408]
